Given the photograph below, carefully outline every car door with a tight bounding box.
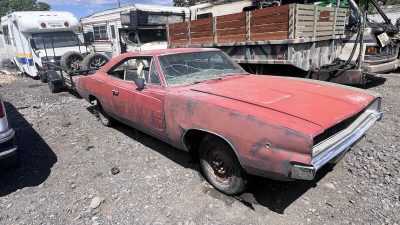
[106,56,167,140]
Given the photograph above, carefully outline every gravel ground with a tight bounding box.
[0,72,399,225]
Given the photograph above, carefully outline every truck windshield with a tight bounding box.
[158,51,246,86]
[32,31,82,49]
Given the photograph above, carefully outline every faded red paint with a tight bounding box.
[76,48,377,180]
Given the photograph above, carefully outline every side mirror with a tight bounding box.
[30,38,37,50]
[133,77,146,90]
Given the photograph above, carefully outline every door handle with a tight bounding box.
[112,89,119,96]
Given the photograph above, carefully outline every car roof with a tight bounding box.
[121,48,222,57]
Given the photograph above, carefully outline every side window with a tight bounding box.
[2,26,10,45]
[93,25,108,40]
[110,25,116,39]
[108,58,137,80]
[107,57,162,86]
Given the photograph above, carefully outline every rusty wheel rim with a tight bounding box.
[89,57,106,69]
[67,56,81,70]
[205,146,233,185]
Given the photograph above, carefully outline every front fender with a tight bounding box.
[164,91,313,180]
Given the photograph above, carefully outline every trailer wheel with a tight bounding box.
[39,71,48,83]
[96,102,114,127]
[60,51,84,71]
[81,53,109,70]
[48,81,61,93]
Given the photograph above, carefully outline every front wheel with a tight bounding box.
[199,135,246,195]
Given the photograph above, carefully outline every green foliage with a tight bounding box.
[0,0,9,18]
[37,2,50,11]
[386,0,400,4]
[0,0,51,17]
[173,0,198,7]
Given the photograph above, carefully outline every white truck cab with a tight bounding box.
[1,11,88,77]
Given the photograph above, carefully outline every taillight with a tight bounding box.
[365,46,378,55]
[0,101,4,118]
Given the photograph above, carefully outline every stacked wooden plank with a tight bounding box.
[190,18,213,45]
[167,4,348,46]
[216,12,246,43]
[294,4,347,38]
[250,5,290,41]
[168,22,189,46]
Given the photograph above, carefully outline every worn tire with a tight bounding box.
[39,71,48,83]
[0,153,18,169]
[81,53,109,70]
[60,51,84,71]
[48,80,60,93]
[96,102,114,127]
[199,135,246,195]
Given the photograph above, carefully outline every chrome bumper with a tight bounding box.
[365,59,400,74]
[291,105,383,180]
[0,128,17,159]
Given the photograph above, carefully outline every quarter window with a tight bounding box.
[93,25,108,40]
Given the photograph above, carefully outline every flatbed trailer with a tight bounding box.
[44,63,96,93]
[167,3,368,85]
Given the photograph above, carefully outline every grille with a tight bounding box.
[313,111,362,146]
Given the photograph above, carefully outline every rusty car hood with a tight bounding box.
[189,75,375,130]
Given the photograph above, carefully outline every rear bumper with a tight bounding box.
[365,59,400,74]
[291,109,383,180]
[0,129,17,159]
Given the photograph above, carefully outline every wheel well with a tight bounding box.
[183,129,238,158]
[88,95,97,104]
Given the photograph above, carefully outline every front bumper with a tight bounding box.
[0,129,17,159]
[365,59,400,74]
[291,105,383,180]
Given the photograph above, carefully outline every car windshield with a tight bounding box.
[158,51,246,86]
[32,31,82,49]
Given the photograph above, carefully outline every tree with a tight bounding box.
[0,0,51,17]
[173,0,197,7]
[37,2,50,11]
[173,0,240,7]
[0,0,10,18]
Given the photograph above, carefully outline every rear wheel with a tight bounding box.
[60,51,84,71]
[199,135,246,195]
[96,102,114,127]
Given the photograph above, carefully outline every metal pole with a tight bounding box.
[118,0,121,7]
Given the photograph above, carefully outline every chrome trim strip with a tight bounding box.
[313,111,382,170]
[0,129,14,142]
[291,110,382,180]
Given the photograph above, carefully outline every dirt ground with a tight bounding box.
[0,72,399,225]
